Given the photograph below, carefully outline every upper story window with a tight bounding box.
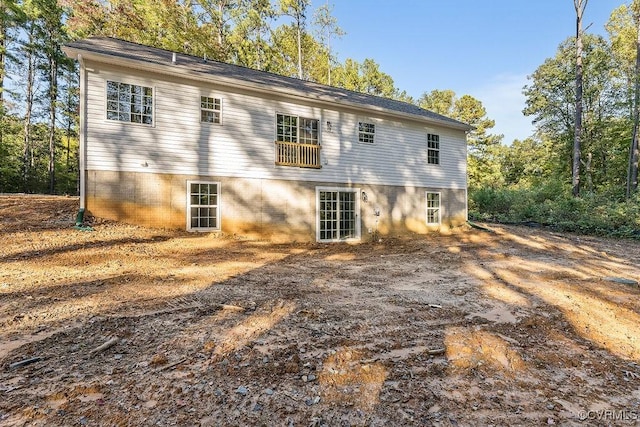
[201,96,221,124]
[427,133,440,165]
[358,121,375,143]
[276,113,319,145]
[106,81,153,125]
[275,113,321,169]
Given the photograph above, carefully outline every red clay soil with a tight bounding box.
[1,195,640,426]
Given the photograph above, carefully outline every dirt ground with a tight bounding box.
[1,195,640,426]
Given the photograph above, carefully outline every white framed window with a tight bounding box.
[427,133,440,165]
[106,80,153,125]
[426,192,441,225]
[201,96,222,124]
[276,113,319,145]
[187,181,220,231]
[358,121,375,143]
[316,187,361,242]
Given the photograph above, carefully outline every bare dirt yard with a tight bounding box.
[1,195,640,426]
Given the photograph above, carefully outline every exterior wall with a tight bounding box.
[83,60,467,191]
[86,171,467,241]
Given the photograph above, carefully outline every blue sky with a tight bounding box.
[327,0,624,144]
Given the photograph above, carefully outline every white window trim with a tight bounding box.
[104,80,155,127]
[200,95,223,125]
[274,111,321,144]
[426,191,441,225]
[357,120,376,144]
[186,180,221,232]
[316,186,361,242]
[427,133,440,165]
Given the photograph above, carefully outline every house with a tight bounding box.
[63,37,471,242]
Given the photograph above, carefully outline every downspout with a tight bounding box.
[75,53,90,230]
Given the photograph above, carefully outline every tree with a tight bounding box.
[573,0,588,197]
[419,90,504,188]
[19,9,38,192]
[418,89,456,115]
[227,0,275,70]
[30,0,73,194]
[270,23,327,80]
[332,58,396,98]
[192,0,237,60]
[0,0,24,111]
[279,0,309,79]
[0,0,25,152]
[500,137,554,188]
[312,2,344,85]
[608,1,640,196]
[523,34,620,193]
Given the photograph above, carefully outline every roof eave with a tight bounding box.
[63,46,472,132]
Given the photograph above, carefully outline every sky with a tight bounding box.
[327,0,624,144]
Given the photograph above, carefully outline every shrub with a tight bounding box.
[468,186,640,238]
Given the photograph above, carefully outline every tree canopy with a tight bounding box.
[3,0,640,240]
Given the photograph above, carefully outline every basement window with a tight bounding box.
[187,181,220,231]
[426,192,441,225]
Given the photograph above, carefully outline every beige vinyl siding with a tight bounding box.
[84,60,467,190]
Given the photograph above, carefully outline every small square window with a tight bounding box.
[200,96,222,124]
[358,121,375,143]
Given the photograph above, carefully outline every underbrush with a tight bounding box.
[469,187,640,238]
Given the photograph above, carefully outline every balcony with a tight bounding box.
[274,141,322,169]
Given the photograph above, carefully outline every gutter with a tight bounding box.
[62,46,471,132]
[74,52,92,231]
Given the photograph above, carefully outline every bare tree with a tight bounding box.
[573,0,588,197]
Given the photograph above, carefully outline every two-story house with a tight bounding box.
[63,37,470,242]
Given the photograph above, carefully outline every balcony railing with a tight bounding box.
[275,141,321,169]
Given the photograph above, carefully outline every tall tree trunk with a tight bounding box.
[573,0,587,197]
[627,8,640,198]
[217,2,224,47]
[22,28,35,192]
[48,55,58,194]
[296,19,302,79]
[0,6,6,148]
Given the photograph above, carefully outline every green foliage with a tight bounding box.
[332,58,397,98]
[419,89,504,189]
[0,114,23,193]
[469,186,640,238]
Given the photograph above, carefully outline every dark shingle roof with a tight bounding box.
[64,37,470,130]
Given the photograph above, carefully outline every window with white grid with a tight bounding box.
[187,181,220,231]
[276,114,318,144]
[358,121,375,143]
[106,81,153,125]
[200,96,221,124]
[427,133,440,165]
[317,188,360,242]
[426,192,441,225]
